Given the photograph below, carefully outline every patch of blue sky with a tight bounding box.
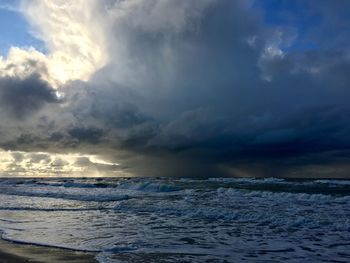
[254,0,321,52]
[0,0,44,56]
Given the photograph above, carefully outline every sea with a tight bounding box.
[0,177,349,262]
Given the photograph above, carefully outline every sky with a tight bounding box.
[0,0,349,178]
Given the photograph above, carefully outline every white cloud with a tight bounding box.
[0,0,108,88]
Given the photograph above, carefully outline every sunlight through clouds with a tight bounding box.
[0,0,107,88]
[0,150,124,177]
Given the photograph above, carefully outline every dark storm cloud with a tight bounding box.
[68,127,104,144]
[0,73,58,118]
[94,0,350,178]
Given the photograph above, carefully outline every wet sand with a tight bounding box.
[0,239,97,263]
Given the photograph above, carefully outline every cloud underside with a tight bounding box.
[1,0,350,178]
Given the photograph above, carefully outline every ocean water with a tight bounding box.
[0,177,349,262]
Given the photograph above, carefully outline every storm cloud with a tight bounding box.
[0,0,350,178]
[0,73,58,118]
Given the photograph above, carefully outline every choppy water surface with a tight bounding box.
[0,177,349,262]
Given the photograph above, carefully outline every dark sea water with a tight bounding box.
[0,177,349,262]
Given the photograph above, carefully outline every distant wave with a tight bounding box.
[116,181,179,192]
[0,190,129,202]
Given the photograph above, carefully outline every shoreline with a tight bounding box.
[0,238,97,263]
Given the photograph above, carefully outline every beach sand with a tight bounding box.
[0,239,97,263]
